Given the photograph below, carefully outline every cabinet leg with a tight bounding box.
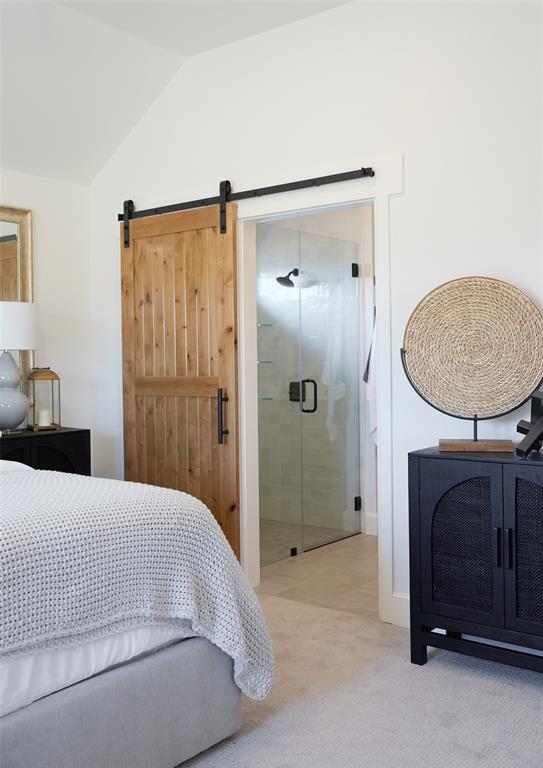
[410,630,428,665]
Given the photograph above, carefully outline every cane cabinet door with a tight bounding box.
[419,458,504,626]
[503,465,543,637]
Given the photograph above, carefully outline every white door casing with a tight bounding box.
[237,154,405,626]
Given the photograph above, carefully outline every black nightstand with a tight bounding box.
[0,427,91,475]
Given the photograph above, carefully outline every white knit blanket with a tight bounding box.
[0,470,273,700]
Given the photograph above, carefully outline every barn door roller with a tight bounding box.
[219,179,231,234]
[122,199,134,248]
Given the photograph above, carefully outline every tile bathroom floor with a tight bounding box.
[259,518,359,567]
[257,532,378,617]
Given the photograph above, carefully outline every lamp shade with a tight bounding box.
[0,301,39,351]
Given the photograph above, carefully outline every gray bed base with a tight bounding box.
[0,637,241,768]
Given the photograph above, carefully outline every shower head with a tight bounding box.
[276,268,299,287]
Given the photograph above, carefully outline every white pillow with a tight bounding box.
[0,459,33,472]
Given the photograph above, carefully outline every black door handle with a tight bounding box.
[217,388,229,444]
[492,527,501,567]
[301,379,317,413]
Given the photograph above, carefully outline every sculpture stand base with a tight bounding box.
[439,439,514,453]
[516,392,543,457]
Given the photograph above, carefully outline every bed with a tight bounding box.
[0,461,273,768]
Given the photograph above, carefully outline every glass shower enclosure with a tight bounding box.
[257,219,361,566]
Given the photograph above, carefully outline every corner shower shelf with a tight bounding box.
[257,323,273,328]
[257,360,273,365]
[257,397,273,401]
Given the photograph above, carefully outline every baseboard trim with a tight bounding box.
[380,591,410,628]
[363,511,378,536]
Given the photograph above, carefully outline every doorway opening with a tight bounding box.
[254,203,376,567]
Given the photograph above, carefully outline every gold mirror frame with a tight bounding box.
[0,205,34,380]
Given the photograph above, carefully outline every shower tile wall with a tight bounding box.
[257,222,360,555]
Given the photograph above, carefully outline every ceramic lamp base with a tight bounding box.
[0,351,28,430]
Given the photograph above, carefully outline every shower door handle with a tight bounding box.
[217,388,229,444]
[301,379,317,414]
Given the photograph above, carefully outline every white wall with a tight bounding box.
[0,168,93,432]
[88,2,543,622]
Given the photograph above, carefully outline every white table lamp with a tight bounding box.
[0,302,39,430]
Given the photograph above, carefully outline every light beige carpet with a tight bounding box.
[185,538,543,768]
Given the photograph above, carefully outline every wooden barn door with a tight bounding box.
[121,204,239,555]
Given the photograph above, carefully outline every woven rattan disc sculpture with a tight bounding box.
[402,277,543,420]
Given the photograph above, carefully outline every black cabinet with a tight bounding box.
[0,428,91,475]
[410,448,543,674]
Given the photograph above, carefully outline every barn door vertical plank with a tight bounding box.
[120,225,137,480]
[185,229,200,499]
[153,237,167,488]
[133,242,147,481]
[163,238,177,490]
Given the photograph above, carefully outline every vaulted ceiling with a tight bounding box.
[0,1,347,184]
[65,1,347,57]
